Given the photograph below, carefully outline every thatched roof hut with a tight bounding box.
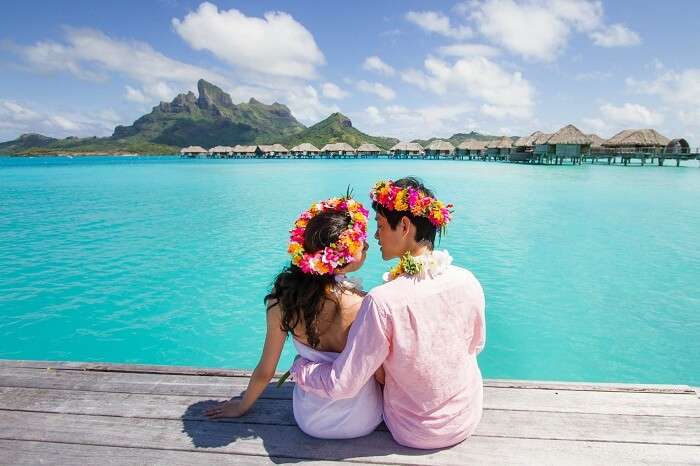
[180,146,207,155]
[234,145,258,156]
[334,142,355,153]
[514,131,543,148]
[603,129,670,148]
[587,133,606,149]
[321,142,355,154]
[533,133,552,145]
[258,143,288,155]
[457,139,486,151]
[489,136,513,149]
[425,140,455,153]
[208,145,232,155]
[290,143,320,153]
[547,124,590,145]
[356,143,382,153]
[390,141,424,154]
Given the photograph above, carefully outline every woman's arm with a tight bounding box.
[205,305,287,419]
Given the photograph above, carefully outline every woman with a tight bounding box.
[205,196,383,439]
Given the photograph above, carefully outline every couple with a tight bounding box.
[206,177,486,449]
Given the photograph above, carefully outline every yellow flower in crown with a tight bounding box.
[395,189,409,211]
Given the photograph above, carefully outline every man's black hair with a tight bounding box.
[371,177,439,246]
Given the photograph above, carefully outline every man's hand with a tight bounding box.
[205,399,246,420]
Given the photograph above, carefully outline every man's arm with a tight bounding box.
[291,295,390,399]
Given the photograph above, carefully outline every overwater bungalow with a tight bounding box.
[509,131,543,163]
[356,143,382,157]
[290,142,320,157]
[456,140,487,159]
[180,146,208,158]
[233,145,258,157]
[258,144,289,158]
[587,134,606,151]
[545,124,591,164]
[390,141,424,158]
[532,132,553,161]
[603,129,671,165]
[603,129,670,153]
[425,140,455,158]
[208,145,233,158]
[320,142,356,157]
[486,137,513,161]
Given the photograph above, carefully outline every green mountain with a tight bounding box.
[0,79,307,155]
[413,131,518,147]
[283,113,398,150]
[113,79,305,147]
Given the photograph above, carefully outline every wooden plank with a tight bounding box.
[484,386,700,418]
[0,439,350,466]
[1,411,698,465]
[2,367,698,417]
[2,360,693,394]
[1,387,698,445]
[0,367,293,399]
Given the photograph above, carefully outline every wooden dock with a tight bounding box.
[1,359,698,465]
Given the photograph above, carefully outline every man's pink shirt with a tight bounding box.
[291,265,486,449]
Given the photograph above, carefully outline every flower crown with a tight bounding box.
[288,197,368,275]
[369,180,453,229]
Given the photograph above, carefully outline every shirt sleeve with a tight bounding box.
[291,294,390,399]
[468,276,486,355]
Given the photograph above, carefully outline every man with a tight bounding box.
[291,177,486,449]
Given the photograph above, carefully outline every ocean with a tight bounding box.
[1,156,698,385]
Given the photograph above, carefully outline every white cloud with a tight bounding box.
[626,68,700,107]
[401,56,535,119]
[356,80,396,100]
[321,82,349,99]
[18,27,226,104]
[470,0,574,61]
[172,2,324,79]
[125,86,147,103]
[0,99,122,139]
[22,27,225,86]
[0,100,39,122]
[362,56,395,76]
[626,67,700,139]
[590,23,640,47]
[599,102,664,127]
[354,103,477,140]
[580,117,608,134]
[283,85,339,123]
[47,115,81,131]
[365,106,385,124]
[469,0,639,61]
[437,43,500,58]
[405,10,472,39]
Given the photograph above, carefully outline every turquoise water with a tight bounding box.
[1,156,698,386]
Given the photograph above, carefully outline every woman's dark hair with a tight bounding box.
[264,211,352,349]
[371,176,439,246]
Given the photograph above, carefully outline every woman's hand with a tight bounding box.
[205,399,246,419]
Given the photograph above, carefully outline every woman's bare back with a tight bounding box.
[293,287,365,353]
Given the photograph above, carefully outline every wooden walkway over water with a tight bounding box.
[1,359,698,465]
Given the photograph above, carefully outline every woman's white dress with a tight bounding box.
[292,337,383,439]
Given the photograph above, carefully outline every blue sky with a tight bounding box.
[1,0,698,145]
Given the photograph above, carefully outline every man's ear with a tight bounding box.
[400,216,412,237]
